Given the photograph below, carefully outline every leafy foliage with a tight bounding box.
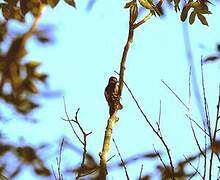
[0,140,51,178]
[125,0,212,25]
[0,0,76,21]
[180,0,211,25]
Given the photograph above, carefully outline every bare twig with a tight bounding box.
[161,80,189,111]
[62,97,83,145]
[62,97,92,179]
[185,115,208,136]
[183,155,203,179]
[156,100,162,136]
[55,138,64,180]
[138,164,144,180]
[133,12,153,29]
[209,84,220,180]
[51,165,58,180]
[153,144,166,169]
[121,78,175,179]
[112,138,130,180]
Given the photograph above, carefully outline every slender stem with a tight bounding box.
[209,85,220,180]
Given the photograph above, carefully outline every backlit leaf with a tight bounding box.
[180,5,190,22]
[124,1,133,8]
[197,13,208,26]
[47,0,59,8]
[64,0,76,7]
[189,11,196,24]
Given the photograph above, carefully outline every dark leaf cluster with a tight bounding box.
[0,141,51,179]
[124,0,212,26]
[180,0,212,25]
[0,34,48,114]
[0,0,76,22]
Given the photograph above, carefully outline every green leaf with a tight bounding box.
[197,13,208,26]
[64,0,76,7]
[47,0,59,8]
[180,5,190,22]
[189,11,196,24]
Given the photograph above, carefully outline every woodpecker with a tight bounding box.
[104,76,123,116]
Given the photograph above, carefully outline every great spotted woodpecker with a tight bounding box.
[104,76,123,116]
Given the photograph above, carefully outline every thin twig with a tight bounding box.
[133,12,153,29]
[138,164,143,180]
[209,84,220,180]
[62,97,83,145]
[156,100,162,136]
[183,155,203,179]
[51,165,58,180]
[161,80,189,111]
[121,78,175,179]
[185,115,208,136]
[62,97,92,179]
[189,117,205,157]
[112,138,130,180]
[56,138,64,180]
[153,144,166,169]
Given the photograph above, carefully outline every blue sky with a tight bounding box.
[1,0,220,179]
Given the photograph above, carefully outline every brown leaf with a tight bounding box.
[189,11,196,24]
[34,167,51,176]
[204,56,219,62]
[124,1,133,8]
[180,4,190,22]
[47,0,59,8]
[64,0,76,7]
[197,13,208,26]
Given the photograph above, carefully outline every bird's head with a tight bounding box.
[108,76,118,85]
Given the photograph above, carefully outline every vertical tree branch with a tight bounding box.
[99,2,154,178]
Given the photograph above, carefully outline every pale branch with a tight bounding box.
[99,1,154,179]
[133,12,153,29]
[99,113,118,179]
[118,18,134,96]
